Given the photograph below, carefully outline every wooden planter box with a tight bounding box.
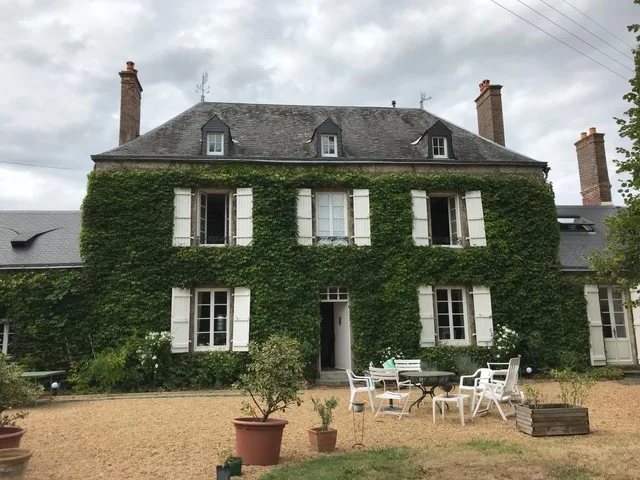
[515,404,589,437]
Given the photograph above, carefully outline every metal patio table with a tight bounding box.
[399,370,455,412]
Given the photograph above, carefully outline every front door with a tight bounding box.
[599,286,633,364]
[333,302,351,370]
[320,303,335,368]
[319,286,351,371]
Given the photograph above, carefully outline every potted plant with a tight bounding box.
[516,369,594,437]
[308,396,338,452]
[233,335,305,466]
[0,356,40,449]
[215,448,242,480]
[0,448,33,480]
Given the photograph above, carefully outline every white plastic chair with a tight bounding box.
[458,368,492,415]
[472,357,524,421]
[346,369,376,412]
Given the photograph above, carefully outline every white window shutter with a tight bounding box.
[235,188,253,246]
[630,287,640,364]
[472,285,494,346]
[173,188,192,247]
[411,190,430,246]
[352,189,371,246]
[297,188,313,245]
[418,286,436,346]
[232,287,251,352]
[171,288,191,353]
[464,190,486,246]
[585,284,606,366]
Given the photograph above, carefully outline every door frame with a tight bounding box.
[599,285,634,365]
[319,287,352,372]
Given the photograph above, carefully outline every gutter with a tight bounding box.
[0,264,84,271]
[90,155,547,169]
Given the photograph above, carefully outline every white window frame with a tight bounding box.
[315,191,348,245]
[321,135,338,157]
[0,320,8,355]
[434,286,469,346]
[598,286,629,340]
[198,190,233,246]
[429,194,462,248]
[207,132,224,156]
[432,137,448,158]
[194,288,231,351]
[319,286,349,302]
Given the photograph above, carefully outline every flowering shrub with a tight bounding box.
[0,355,40,429]
[491,325,520,360]
[134,331,172,387]
[376,346,405,366]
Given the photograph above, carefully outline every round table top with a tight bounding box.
[400,370,455,378]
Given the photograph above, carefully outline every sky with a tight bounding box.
[0,0,637,210]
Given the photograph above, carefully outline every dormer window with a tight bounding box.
[207,133,224,156]
[321,135,338,157]
[432,137,448,158]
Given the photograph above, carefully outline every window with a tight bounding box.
[198,191,232,245]
[430,195,461,246]
[558,217,595,232]
[321,135,338,157]
[207,132,224,155]
[435,287,467,343]
[195,289,230,350]
[432,137,447,158]
[598,287,627,339]
[0,320,8,355]
[316,192,348,245]
[319,286,349,302]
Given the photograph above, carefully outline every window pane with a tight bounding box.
[214,291,228,305]
[612,297,623,313]
[614,312,626,326]
[437,314,450,326]
[450,289,462,301]
[598,287,608,301]
[451,301,463,314]
[437,302,449,314]
[599,298,609,313]
[601,312,611,326]
[454,327,465,340]
[197,333,210,346]
[602,325,612,338]
[213,333,227,346]
[615,325,627,338]
[317,194,329,207]
[214,316,226,332]
[198,291,211,304]
[198,304,210,319]
[452,314,464,327]
[438,328,450,339]
[213,304,227,319]
[198,318,210,333]
[436,289,448,301]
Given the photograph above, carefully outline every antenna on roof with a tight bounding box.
[419,92,431,110]
[391,100,396,108]
[196,71,210,103]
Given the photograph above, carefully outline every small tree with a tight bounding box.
[235,335,305,422]
[311,396,338,431]
[0,356,40,429]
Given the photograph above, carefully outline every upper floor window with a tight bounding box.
[430,195,461,246]
[432,137,448,158]
[316,192,347,244]
[195,288,230,350]
[558,217,595,232]
[199,191,231,245]
[321,135,338,157]
[207,133,224,155]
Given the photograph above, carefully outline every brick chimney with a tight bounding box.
[474,79,505,146]
[118,61,143,146]
[575,127,612,205]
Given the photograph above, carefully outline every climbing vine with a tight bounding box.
[0,165,590,373]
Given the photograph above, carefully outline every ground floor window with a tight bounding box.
[435,287,467,343]
[0,320,9,355]
[195,289,230,350]
[319,286,349,302]
[598,286,627,339]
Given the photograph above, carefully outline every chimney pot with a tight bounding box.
[475,79,505,146]
[589,127,596,135]
[119,60,143,146]
[580,132,587,139]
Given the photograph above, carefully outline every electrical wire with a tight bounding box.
[560,0,636,50]
[514,0,634,72]
[536,0,634,61]
[489,0,629,81]
[0,160,88,172]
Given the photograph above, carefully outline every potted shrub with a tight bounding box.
[215,448,241,480]
[0,356,40,449]
[233,335,305,466]
[308,396,338,452]
[516,369,594,437]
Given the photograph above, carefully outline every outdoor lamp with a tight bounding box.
[51,381,60,396]
[526,367,533,374]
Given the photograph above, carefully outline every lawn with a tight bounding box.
[18,380,640,479]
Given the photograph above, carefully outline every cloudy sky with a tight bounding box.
[0,0,637,210]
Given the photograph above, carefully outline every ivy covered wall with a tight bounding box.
[0,164,590,371]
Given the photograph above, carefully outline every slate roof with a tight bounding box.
[556,205,619,271]
[0,212,82,269]
[93,102,545,166]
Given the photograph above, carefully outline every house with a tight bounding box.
[557,129,640,367]
[83,62,581,375]
[0,211,82,356]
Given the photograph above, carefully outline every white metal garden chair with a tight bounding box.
[368,365,413,393]
[472,356,524,421]
[346,369,377,412]
[458,367,493,415]
[393,359,422,388]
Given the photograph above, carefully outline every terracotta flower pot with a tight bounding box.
[233,417,288,466]
[308,427,337,452]
[0,448,32,480]
[0,428,25,450]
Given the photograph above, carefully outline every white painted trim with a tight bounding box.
[432,136,448,158]
[411,190,430,246]
[170,288,191,353]
[471,285,493,346]
[194,288,231,351]
[0,320,8,355]
[630,287,640,364]
[434,285,470,346]
[206,132,224,156]
[418,286,436,347]
[320,134,338,157]
[315,191,348,244]
[585,284,606,366]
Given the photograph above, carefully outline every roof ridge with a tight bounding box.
[201,101,424,110]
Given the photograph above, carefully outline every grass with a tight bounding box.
[260,448,423,480]
[464,438,523,454]
[550,465,599,480]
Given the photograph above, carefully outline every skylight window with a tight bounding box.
[558,217,595,232]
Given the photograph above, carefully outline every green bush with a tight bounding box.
[0,355,41,429]
[168,351,249,389]
[586,365,624,380]
[69,347,129,393]
[421,346,493,374]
